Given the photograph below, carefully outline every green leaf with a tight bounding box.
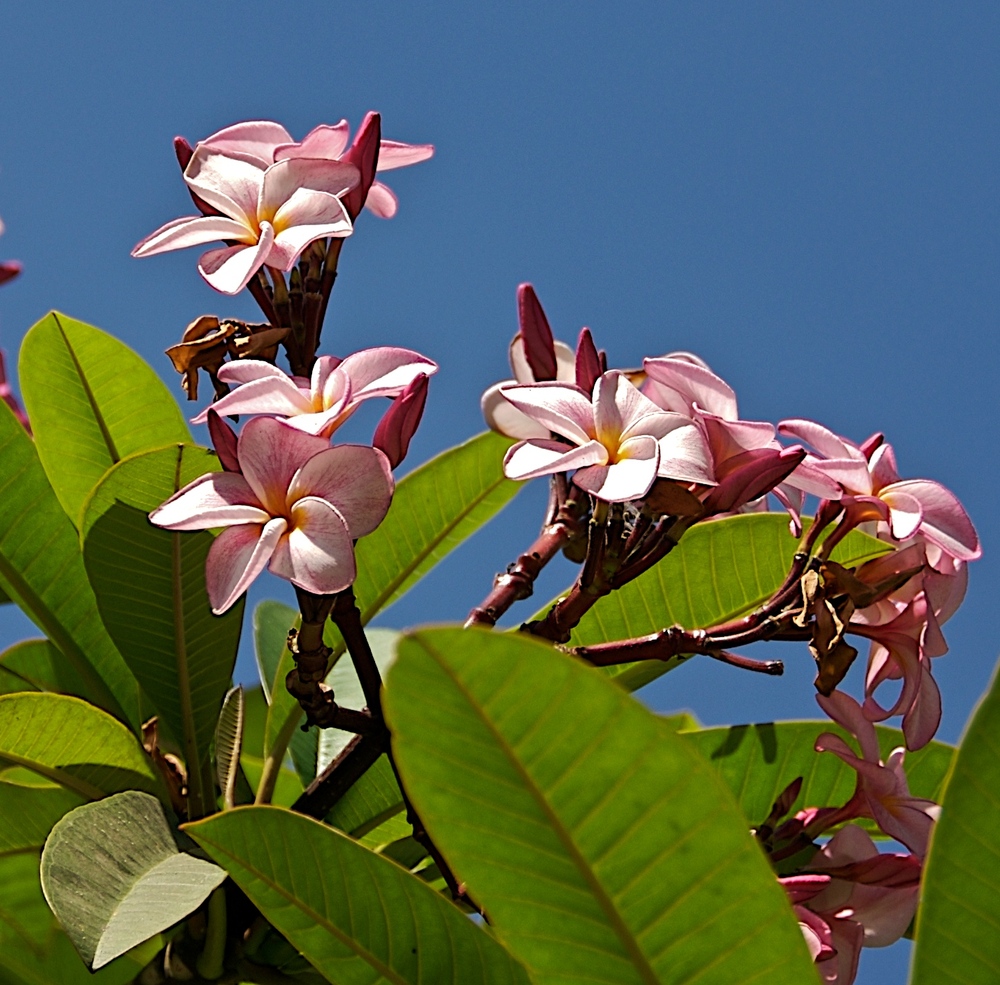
[186,805,531,985]
[255,599,318,785]
[0,401,141,726]
[384,627,816,985]
[910,663,1000,984]
[324,754,405,838]
[81,443,243,813]
[683,721,954,836]
[0,692,159,800]
[0,638,93,699]
[242,754,304,808]
[19,311,189,526]
[41,791,226,969]
[216,686,244,810]
[0,775,84,857]
[316,629,399,773]
[565,514,892,690]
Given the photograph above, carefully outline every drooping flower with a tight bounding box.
[192,116,434,220]
[191,346,437,438]
[149,418,393,613]
[132,149,359,294]
[500,370,714,502]
[815,689,939,852]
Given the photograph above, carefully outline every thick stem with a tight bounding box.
[329,588,384,721]
[195,887,227,980]
[315,238,343,347]
[247,273,278,326]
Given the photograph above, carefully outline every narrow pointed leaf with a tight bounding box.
[562,514,892,690]
[0,638,93,699]
[0,401,140,726]
[41,791,226,970]
[911,663,1000,984]
[19,312,189,525]
[385,627,816,985]
[186,806,531,985]
[216,686,245,810]
[81,444,243,813]
[0,693,159,799]
[683,721,953,835]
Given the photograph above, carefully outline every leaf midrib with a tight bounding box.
[416,635,661,985]
[0,751,103,801]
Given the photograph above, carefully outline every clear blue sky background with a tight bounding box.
[2,5,998,981]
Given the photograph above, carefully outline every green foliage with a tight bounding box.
[384,627,817,985]
[0,401,141,726]
[187,806,531,985]
[565,514,892,690]
[19,312,189,526]
[683,720,954,836]
[41,791,226,969]
[0,773,85,856]
[0,692,159,800]
[81,443,243,813]
[0,637,92,699]
[325,754,405,837]
[911,666,1000,983]
[215,686,245,810]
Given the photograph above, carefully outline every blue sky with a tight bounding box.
[2,5,997,979]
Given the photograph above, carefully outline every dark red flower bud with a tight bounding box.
[574,327,602,393]
[372,373,429,469]
[341,111,382,221]
[206,408,240,472]
[703,447,806,514]
[516,283,557,381]
[173,136,194,171]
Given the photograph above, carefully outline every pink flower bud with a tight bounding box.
[0,260,21,286]
[373,374,430,469]
[173,135,194,171]
[574,327,602,393]
[341,111,382,220]
[517,283,558,381]
[206,408,240,472]
[702,447,806,514]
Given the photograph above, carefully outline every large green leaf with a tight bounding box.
[911,664,1000,984]
[324,754,405,837]
[0,692,159,800]
[0,638,92,699]
[41,791,226,969]
[385,627,816,985]
[564,514,891,690]
[0,401,141,726]
[81,444,243,814]
[186,806,531,985]
[0,773,84,857]
[683,721,954,836]
[19,311,189,526]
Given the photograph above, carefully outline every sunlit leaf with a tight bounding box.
[0,638,92,699]
[0,401,141,726]
[186,806,530,985]
[81,444,242,813]
[41,791,225,969]
[911,663,1000,984]
[385,627,816,985]
[323,754,405,838]
[19,311,189,526]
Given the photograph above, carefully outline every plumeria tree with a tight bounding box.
[0,115,996,985]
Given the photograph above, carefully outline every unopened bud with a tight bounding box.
[703,447,806,515]
[342,111,381,220]
[372,374,429,469]
[859,432,885,460]
[574,327,602,392]
[0,260,21,287]
[206,408,240,472]
[516,283,557,381]
[173,136,194,171]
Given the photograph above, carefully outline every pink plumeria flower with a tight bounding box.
[149,417,393,614]
[778,422,981,565]
[194,117,433,220]
[132,147,358,294]
[192,347,437,438]
[815,690,939,852]
[500,370,714,502]
[482,283,577,440]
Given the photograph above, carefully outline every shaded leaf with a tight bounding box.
[0,637,92,699]
[242,754,304,808]
[19,311,189,526]
[0,775,85,856]
[0,401,141,726]
[324,754,404,838]
[911,663,1000,984]
[41,791,226,969]
[186,805,531,985]
[0,692,159,799]
[683,720,954,835]
[216,686,244,810]
[385,627,817,985]
[565,514,892,690]
[81,443,243,813]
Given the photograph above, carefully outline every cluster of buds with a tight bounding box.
[133,116,433,377]
[474,283,979,983]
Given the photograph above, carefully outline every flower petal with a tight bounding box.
[198,224,275,295]
[364,181,399,218]
[199,120,292,168]
[499,382,595,445]
[778,419,866,462]
[816,690,881,762]
[237,417,330,514]
[274,121,351,162]
[288,444,394,538]
[503,439,607,481]
[261,157,360,207]
[206,517,286,614]
[149,472,267,530]
[594,372,666,445]
[575,436,659,502]
[886,479,981,561]
[643,356,738,419]
[269,497,356,594]
[269,189,353,269]
[132,215,252,258]
[185,149,265,225]
[337,346,439,399]
[878,488,924,541]
[191,374,314,423]
[656,424,715,485]
[376,140,435,171]
[481,381,551,439]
